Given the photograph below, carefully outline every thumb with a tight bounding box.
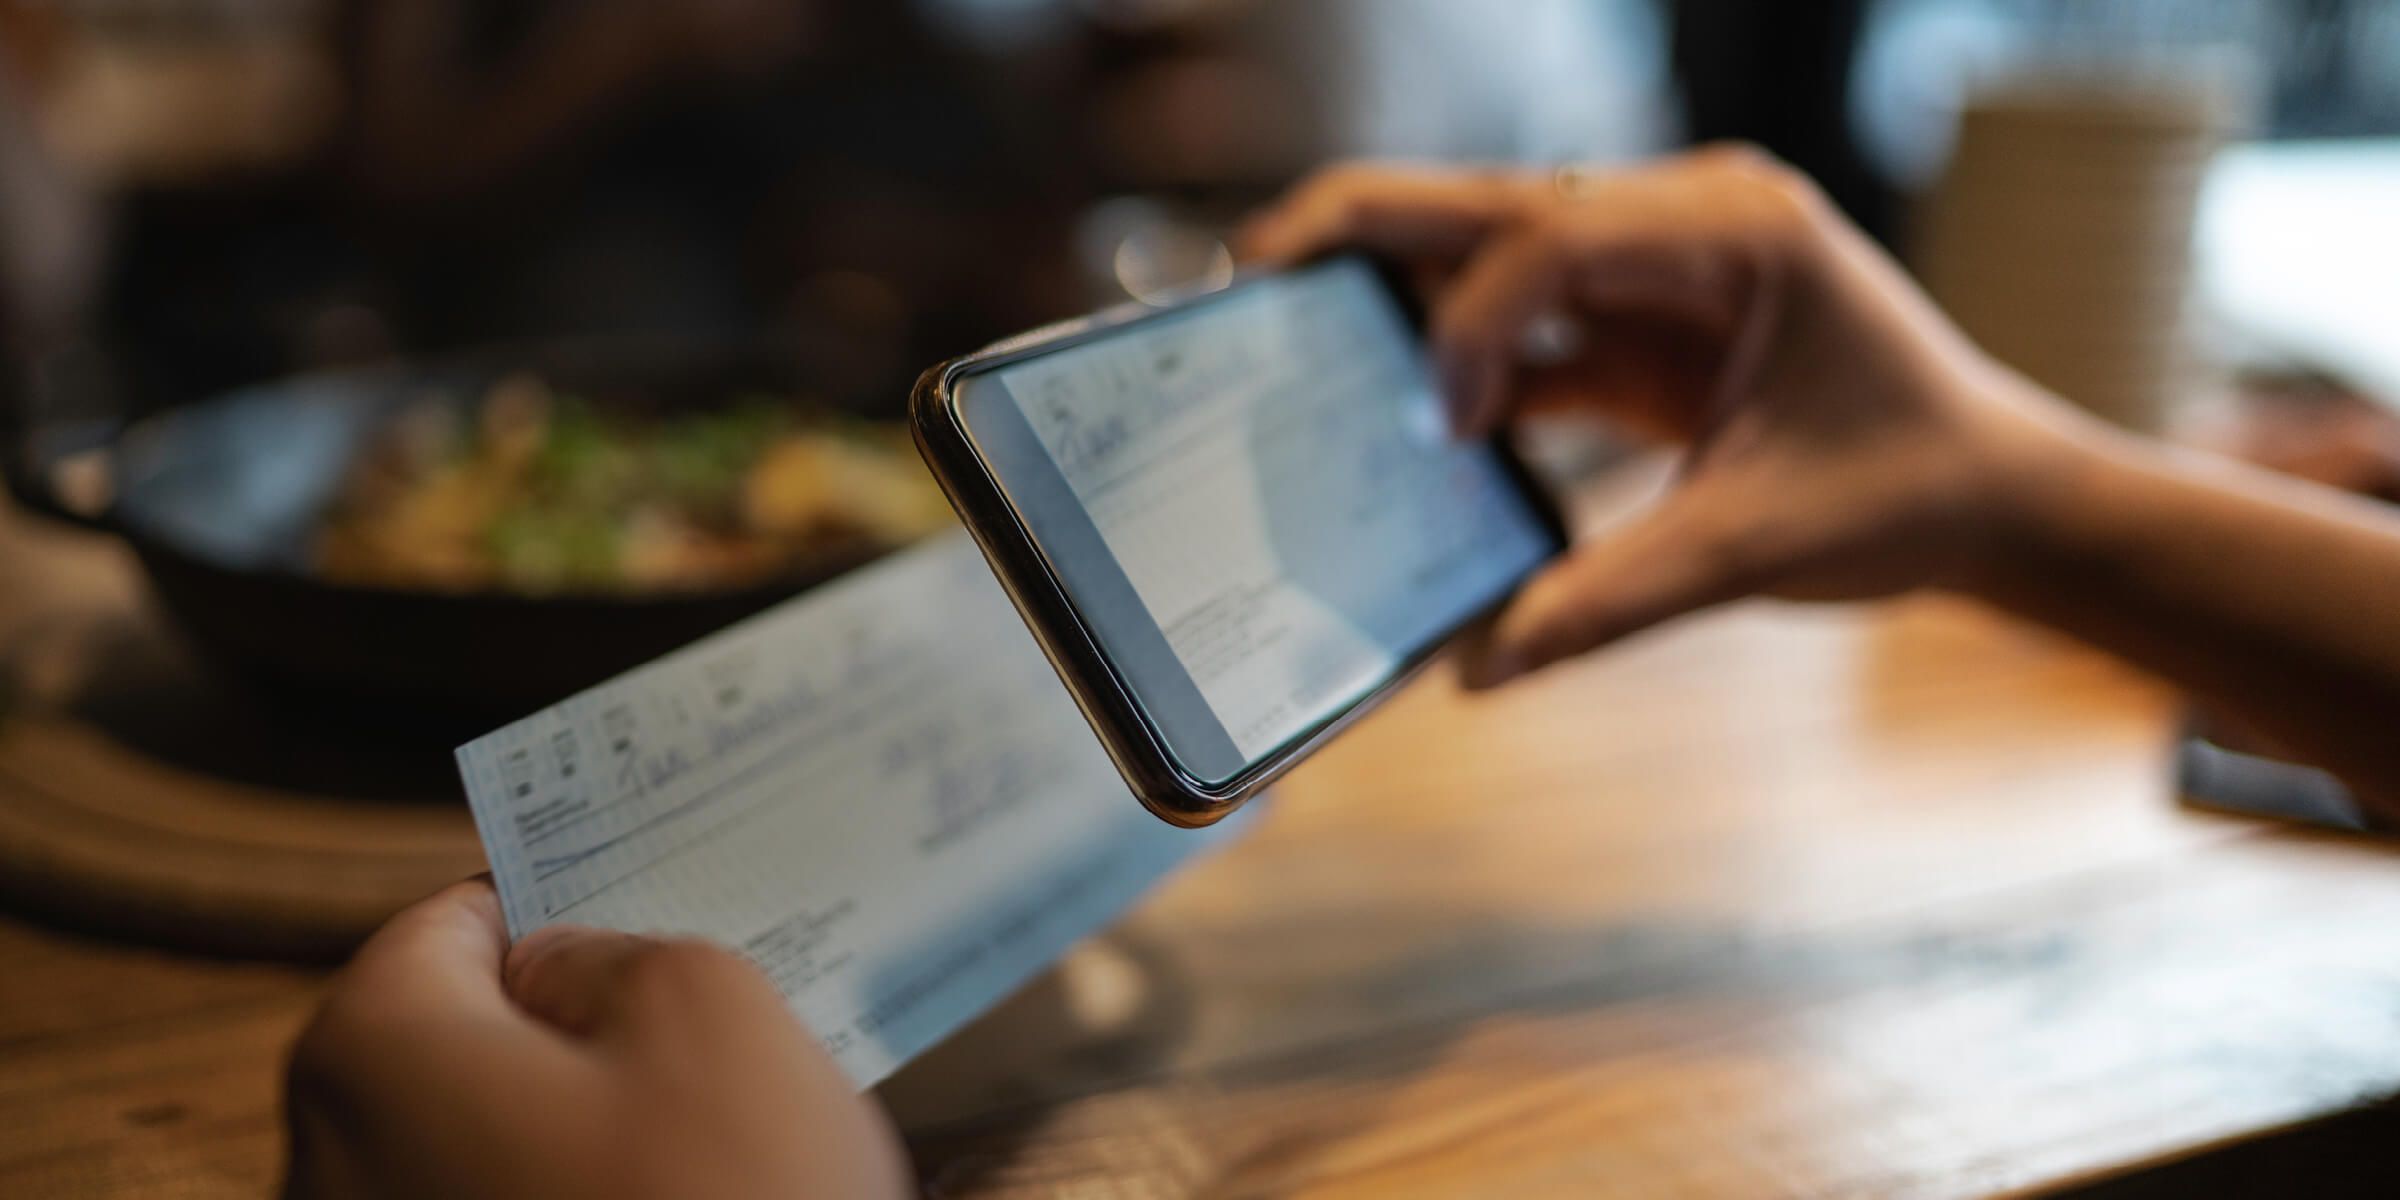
[1459,485,1777,689]
[503,924,669,1037]
[505,925,784,1046]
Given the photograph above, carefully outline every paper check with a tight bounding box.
[457,532,1237,1087]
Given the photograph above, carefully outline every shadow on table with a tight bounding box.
[2051,1095,2400,1200]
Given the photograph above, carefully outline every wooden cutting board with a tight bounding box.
[0,504,483,960]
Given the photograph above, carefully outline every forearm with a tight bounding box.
[1973,397,2400,816]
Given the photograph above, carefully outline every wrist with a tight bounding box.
[1948,374,2141,612]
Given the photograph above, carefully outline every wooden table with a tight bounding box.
[7,503,2400,1198]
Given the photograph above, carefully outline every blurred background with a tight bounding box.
[1,0,2394,425]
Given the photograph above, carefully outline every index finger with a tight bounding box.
[1237,164,1538,267]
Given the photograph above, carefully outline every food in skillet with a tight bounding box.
[315,374,951,593]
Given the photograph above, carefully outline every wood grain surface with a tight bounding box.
[5,498,2399,1198]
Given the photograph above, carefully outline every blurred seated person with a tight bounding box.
[281,147,2400,1197]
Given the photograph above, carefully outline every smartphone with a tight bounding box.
[911,256,1566,827]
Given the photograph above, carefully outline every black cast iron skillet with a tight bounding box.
[5,339,899,734]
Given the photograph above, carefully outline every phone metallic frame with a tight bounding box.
[910,264,1567,828]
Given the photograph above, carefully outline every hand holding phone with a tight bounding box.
[1237,151,2057,691]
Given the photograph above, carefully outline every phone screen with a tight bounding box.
[955,257,1560,784]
